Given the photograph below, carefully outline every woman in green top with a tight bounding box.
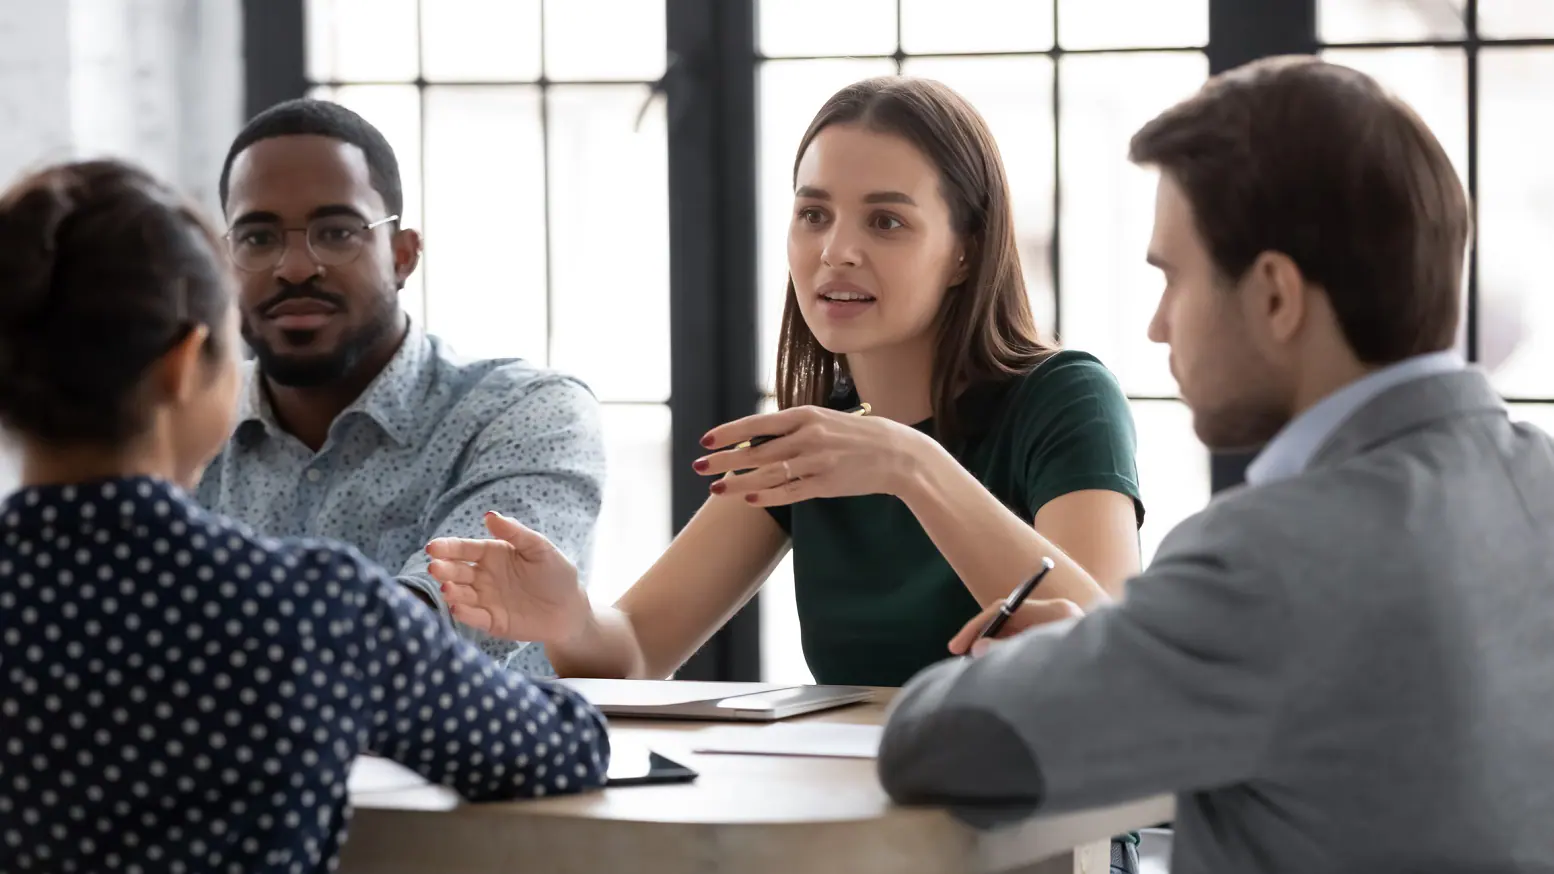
[425,76,1145,688]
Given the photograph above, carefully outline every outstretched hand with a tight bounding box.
[424,512,591,645]
[947,598,1084,658]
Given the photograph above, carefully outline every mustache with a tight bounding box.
[257,280,348,317]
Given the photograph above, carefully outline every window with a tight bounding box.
[755,0,1211,682]
[304,0,672,607]
[1318,3,1554,402]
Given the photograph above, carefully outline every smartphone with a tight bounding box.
[605,740,699,787]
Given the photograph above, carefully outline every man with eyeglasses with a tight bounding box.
[200,98,605,673]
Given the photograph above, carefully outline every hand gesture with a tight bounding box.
[947,598,1084,657]
[693,405,932,507]
[424,512,590,644]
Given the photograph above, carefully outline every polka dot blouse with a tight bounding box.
[0,476,611,874]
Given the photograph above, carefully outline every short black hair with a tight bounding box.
[218,98,403,218]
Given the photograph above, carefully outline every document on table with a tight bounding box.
[691,723,884,759]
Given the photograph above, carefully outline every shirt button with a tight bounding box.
[305,469,322,483]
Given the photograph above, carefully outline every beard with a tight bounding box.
[1191,397,1291,454]
[1186,341,1293,452]
[243,287,402,389]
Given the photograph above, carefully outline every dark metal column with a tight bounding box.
[665,0,762,680]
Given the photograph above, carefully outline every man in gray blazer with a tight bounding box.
[878,56,1554,873]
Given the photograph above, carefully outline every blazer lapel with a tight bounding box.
[1307,370,1507,473]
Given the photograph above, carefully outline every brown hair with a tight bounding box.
[775,76,1054,445]
[1129,55,1470,364]
[0,160,232,445]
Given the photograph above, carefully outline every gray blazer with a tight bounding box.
[879,370,1554,874]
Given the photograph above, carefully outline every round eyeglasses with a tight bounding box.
[223,214,399,273]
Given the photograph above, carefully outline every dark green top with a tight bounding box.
[767,350,1144,688]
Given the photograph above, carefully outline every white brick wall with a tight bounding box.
[0,0,243,494]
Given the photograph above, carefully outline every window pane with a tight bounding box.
[900,0,1053,54]
[759,551,810,683]
[1478,49,1554,397]
[1058,0,1207,50]
[421,86,548,362]
[752,395,810,684]
[588,404,673,609]
[759,0,897,58]
[1508,404,1554,437]
[543,0,666,81]
[1130,400,1207,564]
[1317,0,1466,43]
[305,0,419,82]
[758,59,896,393]
[1480,0,1554,38]
[421,0,541,82]
[547,86,670,404]
[309,85,426,326]
[1058,52,1206,397]
[0,447,17,497]
[900,56,1056,337]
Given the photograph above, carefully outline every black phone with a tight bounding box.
[605,741,698,787]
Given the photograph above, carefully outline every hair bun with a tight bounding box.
[0,170,79,323]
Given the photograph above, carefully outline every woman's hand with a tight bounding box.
[947,598,1085,657]
[693,406,936,507]
[424,512,593,645]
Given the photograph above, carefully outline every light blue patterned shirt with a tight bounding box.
[1245,351,1465,487]
[195,325,605,674]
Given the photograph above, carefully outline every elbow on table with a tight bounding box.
[877,708,1046,815]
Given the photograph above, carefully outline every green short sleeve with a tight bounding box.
[1013,352,1144,527]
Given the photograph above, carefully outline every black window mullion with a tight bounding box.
[1051,0,1064,341]
[1464,0,1480,365]
[539,1,555,366]
[242,0,307,119]
[666,0,762,681]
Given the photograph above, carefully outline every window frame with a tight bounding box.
[246,0,1543,680]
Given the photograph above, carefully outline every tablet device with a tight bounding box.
[605,741,698,787]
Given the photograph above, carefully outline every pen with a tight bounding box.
[732,403,871,451]
[974,556,1056,642]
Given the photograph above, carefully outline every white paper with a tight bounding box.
[691,723,884,759]
[348,755,429,794]
[558,678,789,708]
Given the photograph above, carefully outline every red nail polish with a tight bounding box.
[693,459,709,472]
[700,434,715,448]
[709,481,726,495]
[744,493,759,503]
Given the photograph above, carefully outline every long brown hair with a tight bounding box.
[775,76,1054,446]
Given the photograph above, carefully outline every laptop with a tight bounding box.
[557,678,874,721]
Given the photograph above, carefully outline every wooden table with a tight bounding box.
[340,690,1173,874]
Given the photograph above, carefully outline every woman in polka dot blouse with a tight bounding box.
[0,160,611,874]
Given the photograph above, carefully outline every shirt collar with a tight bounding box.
[1245,350,1466,487]
[236,320,434,449]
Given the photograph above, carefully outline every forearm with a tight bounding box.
[545,605,653,679]
[896,439,1109,609]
